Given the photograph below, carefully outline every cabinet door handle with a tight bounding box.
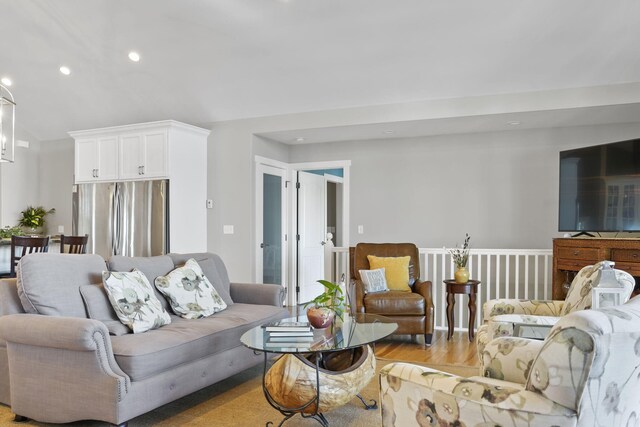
[138,166,142,175]
[95,168,99,178]
[92,168,97,178]
[141,165,145,175]
[573,251,579,256]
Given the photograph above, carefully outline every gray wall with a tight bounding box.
[13,120,640,282]
[0,142,41,228]
[38,138,74,235]
[289,123,640,249]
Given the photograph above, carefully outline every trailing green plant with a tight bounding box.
[18,206,55,229]
[448,233,471,268]
[303,279,346,320]
[0,226,25,239]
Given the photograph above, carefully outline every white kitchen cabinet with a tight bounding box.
[70,120,210,252]
[119,130,168,179]
[74,136,119,182]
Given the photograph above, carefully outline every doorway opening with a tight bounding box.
[254,157,350,307]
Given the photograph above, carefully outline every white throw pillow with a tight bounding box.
[102,269,172,333]
[154,258,227,319]
[359,268,389,294]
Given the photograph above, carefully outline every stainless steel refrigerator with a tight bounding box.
[72,180,169,258]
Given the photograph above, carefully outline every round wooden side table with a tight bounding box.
[443,279,481,342]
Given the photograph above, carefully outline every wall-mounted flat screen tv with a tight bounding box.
[559,138,640,232]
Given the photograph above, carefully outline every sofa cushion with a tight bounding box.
[110,303,288,381]
[17,253,105,317]
[79,284,130,336]
[102,270,172,334]
[364,291,425,315]
[168,253,233,305]
[155,258,227,319]
[107,255,175,311]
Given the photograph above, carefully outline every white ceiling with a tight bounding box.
[2,0,640,142]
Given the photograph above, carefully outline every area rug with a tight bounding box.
[0,360,478,427]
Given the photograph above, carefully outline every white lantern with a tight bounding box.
[591,261,626,309]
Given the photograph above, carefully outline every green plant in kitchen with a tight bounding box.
[18,206,55,230]
[0,225,24,239]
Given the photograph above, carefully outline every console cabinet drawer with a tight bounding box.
[556,259,596,271]
[611,249,640,263]
[557,247,599,261]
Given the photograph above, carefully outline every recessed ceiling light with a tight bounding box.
[59,66,71,75]
[508,121,521,126]
[128,51,140,62]
[1,77,12,86]
[383,130,395,134]
[295,137,305,142]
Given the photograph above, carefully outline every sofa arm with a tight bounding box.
[230,282,285,306]
[379,362,574,426]
[352,279,366,313]
[0,278,23,316]
[0,314,116,351]
[0,314,130,422]
[414,280,435,334]
[482,299,565,322]
[480,336,545,384]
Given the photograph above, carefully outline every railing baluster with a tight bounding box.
[525,255,530,301]
[329,247,553,332]
[534,255,539,300]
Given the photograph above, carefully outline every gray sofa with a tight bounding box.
[0,252,288,426]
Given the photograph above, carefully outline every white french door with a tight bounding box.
[297,171,327,303]
[255,164,287,285]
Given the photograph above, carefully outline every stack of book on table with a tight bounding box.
[263,320,314,348]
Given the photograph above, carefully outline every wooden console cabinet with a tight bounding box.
[553,238,640,300]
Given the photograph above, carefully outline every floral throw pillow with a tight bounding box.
[154,258,228,319]
[102,269,172,333]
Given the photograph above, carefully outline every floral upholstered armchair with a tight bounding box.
[379,294,640,426]
[476,262,635,359]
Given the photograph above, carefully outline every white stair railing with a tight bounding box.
[329,247,553,332]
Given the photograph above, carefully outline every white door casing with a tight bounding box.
[297,171,327,304]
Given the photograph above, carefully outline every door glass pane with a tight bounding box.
[263,173,282,284]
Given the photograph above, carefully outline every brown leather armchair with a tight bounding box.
[351,243,434,346]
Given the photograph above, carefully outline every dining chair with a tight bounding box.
[59,234,89,254]
[10,235,50,277]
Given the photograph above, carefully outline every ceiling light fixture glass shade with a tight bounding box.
[0,83,15,163]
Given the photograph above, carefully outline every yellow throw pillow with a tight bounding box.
[367,255,411,292]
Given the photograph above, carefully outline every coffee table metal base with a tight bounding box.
[261,346,376,426]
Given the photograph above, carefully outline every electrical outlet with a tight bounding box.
[358,225,364,234]
[223,225,234,234]
[58,225,65,233]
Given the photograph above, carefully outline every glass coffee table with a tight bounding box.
[240,313,397,427]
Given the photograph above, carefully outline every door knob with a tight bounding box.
[260,243,269,248]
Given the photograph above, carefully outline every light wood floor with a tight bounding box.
[374,330,480,367]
